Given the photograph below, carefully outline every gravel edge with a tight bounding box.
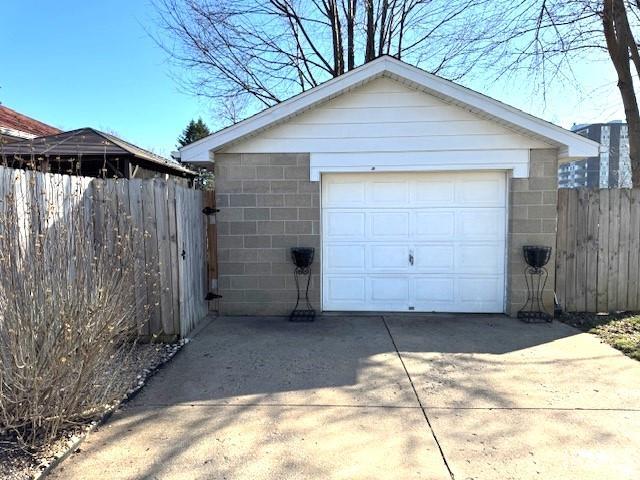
[33,338,190,479]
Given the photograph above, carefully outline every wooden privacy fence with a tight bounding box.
[556,188,640,313]
[0,166,210,339]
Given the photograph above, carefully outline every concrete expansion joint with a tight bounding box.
[380,316,456,480]
[127,402,425,410]
[424,406,640,412]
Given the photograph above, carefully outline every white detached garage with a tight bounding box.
[180,56,599,316]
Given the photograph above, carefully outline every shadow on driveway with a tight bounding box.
[132,314,588,406]
[49,315,640,480]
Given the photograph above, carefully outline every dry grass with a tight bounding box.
[561,312,640,361]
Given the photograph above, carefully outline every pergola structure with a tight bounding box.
[0,127,194,179]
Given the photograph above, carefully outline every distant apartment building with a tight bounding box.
[558,121,631,188]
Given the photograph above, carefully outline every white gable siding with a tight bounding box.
[221,77,551,155]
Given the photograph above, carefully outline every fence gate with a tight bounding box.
[176,185,208,337]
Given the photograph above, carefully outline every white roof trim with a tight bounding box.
[179,56,599,163]
[0,126,37,140]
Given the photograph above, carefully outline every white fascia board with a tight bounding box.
[385,61,599,159]
[0,127,36,140]
[180,141,216,164]
[179,59,389,162]
[180,56,599,161]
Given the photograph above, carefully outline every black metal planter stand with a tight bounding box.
[290,247,316,322]
[518,245,553,323]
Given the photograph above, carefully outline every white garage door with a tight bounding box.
[322,171,506,313]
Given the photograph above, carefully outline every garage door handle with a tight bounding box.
[409,251,414,266]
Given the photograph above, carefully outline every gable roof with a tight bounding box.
[180,55,599,163]
[0,105,61,139]
[1,127,195,176]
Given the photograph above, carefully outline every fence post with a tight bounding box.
[203,190,218,311]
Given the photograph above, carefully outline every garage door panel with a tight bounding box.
[324,181,365,207]
[458,277,502,303]
[414,277,455,302]
[325,245,365,271]
[370,212,410,238]
[370,277,410,302]
[370,245,411,271]
[455,177,505,206]
[325,276,366,302]
[456,244,504,274]
[367,180,409,205]
[414,245,454,272]
[413,180,455,205]
[456,210,504,240]
[326,211,366,238]
[322,172,506,313]
[414,211,455,238]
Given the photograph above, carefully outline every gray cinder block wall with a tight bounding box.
[215,149,558,317]
[507,149,558,316]
[215,153,321,315]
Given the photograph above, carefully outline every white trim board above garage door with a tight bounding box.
[321,171,506,313]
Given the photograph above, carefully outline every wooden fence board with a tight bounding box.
[596,190,610,312]
[93,179,105,248]
[565,190,578,312]
[607,190,620,312]
[585,190,599,312]
[154,179,174,336]
[185,188,196,335]
[167,181,180,335]
[128,179,149,336]
[175,186,187,336]
[103,180,117,254]
[556,189,569,309]
[629,190,640,310]
[141,180,161,338]
[575,189,589,311]
[617,189,631,310]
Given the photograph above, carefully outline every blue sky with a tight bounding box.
[1,1,626,158]
[1,0,208,157]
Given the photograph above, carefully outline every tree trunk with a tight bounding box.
[365,0,376,62]
[378,0,389,56]
[621,82,640,187]
[344,0,356,70]
[397,4,407,59]
[603,0,640,186]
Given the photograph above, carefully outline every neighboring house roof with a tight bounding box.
[180,55,599,163]
[1,127,195,176]
[0,105,61,140]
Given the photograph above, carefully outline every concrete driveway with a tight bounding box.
[50,315,640,479]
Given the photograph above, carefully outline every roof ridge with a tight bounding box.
[180,56,599,162]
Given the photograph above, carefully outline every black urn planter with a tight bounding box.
[523,245,552,270]
[291,247,315,269]
[518,245,553,323]
[289,247,315,322]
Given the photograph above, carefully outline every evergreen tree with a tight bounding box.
[177,118,210,147]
